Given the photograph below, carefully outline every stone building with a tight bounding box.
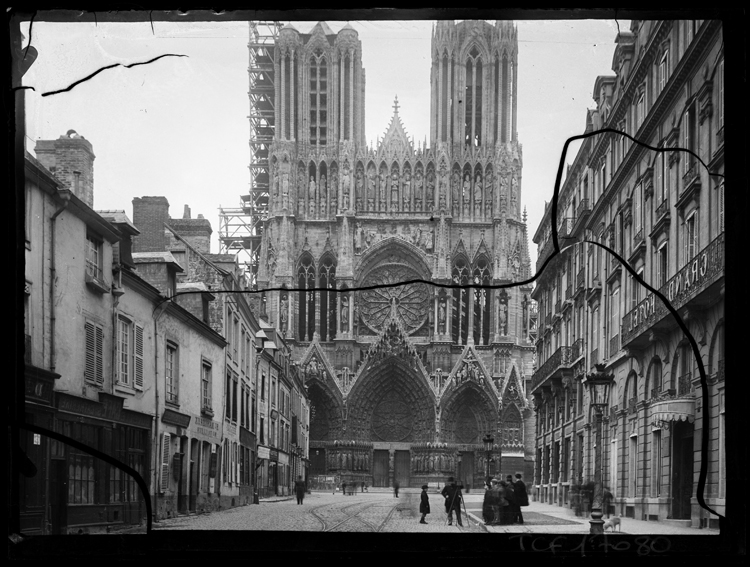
[530,20,724,528]
[255,20,537,489]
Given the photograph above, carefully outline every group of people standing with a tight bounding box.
[482,474,529,525]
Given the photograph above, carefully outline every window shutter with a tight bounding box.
[134,324,144,390]
[161,433,171,492]
[95,324,104,384]
[85,321,96,381]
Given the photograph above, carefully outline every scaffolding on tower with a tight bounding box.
[219,20,282,289]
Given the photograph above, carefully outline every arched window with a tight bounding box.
[464,47,483,146]
[625,371,638,411]
[501,405,522,446]
[297,255,315,341]
[451,258,470,344]
[309,55,328,145]
[473,257,492,345]
[319,256,337,341]
[646,357,662,399]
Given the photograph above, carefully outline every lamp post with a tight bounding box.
[583,363,615,534]
[482,433,494,486]
[254,328,277,502]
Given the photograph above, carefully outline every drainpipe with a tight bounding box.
[49,190,71,372]
[151,301,169,522]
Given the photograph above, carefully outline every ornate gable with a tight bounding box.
[500,364,528,410]
[443,345,499,406]
[378,96,414,162]
[299,339,342,400]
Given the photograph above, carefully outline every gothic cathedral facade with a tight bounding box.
[258,20,537,488]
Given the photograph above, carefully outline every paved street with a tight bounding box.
[148,488,719,535]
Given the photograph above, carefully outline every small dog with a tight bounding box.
[603,516,621,532]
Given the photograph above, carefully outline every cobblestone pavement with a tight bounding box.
[149,489,718,535]
[151,490,487,533]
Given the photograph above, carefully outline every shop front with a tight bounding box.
[53,392,152,534]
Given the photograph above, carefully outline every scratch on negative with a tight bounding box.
[41,54,188,97]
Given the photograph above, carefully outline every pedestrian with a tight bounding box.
[494,480,510,525]
[506,475,519,524]
[342,481,347,496]
[441,477,463,526]
[602,486,613,518]
[361,481,364,493]
[294,475,306,505]
[489,478,502,525]
[482,479,496,525]
[419,484,430,524]
[393,480,400,498]
[514,474,529,524]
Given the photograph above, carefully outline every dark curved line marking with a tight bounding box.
[20,422,154,533]
[41,54,188,97]
[23,11,36,60]
[577,238,721,520]
[149,128,723,524]
[12,86,36,92]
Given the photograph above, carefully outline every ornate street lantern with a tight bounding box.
[483,433,494,485]
[583,363,615,534]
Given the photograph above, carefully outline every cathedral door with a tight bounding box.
[373,450,389,487]
[458,452,475,490]
[394,450,411,488]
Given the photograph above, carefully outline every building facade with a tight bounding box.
[256,20,538,489]
[530,20,724,528]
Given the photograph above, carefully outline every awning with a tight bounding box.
[649,398,696,428]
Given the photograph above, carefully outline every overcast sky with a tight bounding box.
[22,15,628,267]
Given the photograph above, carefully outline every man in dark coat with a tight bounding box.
[342,482,347,496]
[441,477,463,526]
[505,475,519,524]
[393,480,400,498]
[513,474,529,524]
[482,480,496,525]
[294,475,306,505]
[419,484,431,524]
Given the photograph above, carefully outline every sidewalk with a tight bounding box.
[460,495,719,535]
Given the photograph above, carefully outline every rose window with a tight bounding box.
[358,263,429,334]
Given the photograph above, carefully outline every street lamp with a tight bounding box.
[583,363,615,534]
[253,328,277,503]
[482,433,494,486]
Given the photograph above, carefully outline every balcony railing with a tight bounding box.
[650,388,660,400]
[571,338,584,360]
[677,373,692,396]
[655,199,670,219]
[536,237,556,273]
[566,286,572,300]
[622,233,725,346]
[577,268,585,288]
[682,165,700,193]
[609,405,618,421]
[628,397,637,414]
[555,299,562,314]
[531,345,575,391]
[576,198,591,219]
[545,313,551,327]
[633,227,645,246]
[558,217,576,239]
[590,348,599,367]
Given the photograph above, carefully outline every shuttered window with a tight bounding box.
[84,320,104,384]
[160,432,171,492]
[134,324,144,389]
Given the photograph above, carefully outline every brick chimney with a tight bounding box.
[167,205,213,254]
[132,196,170,252]
[35,130,95,208]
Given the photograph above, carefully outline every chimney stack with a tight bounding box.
[35,130,95,208]
[132,196,170,252]
[168,205,212,254]
[183,205,191,219]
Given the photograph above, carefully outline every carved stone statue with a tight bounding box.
[309,175,316,200]
[438,299,446,332]
[511,172,518,210]
[341,295,350,331]
[391,170,399,210]
[279,295,288,333]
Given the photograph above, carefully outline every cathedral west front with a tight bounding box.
[258,20,538,489]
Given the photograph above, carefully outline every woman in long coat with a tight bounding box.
[419,485,431,524]
[496,481,511,525]
[482,481,496,524]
